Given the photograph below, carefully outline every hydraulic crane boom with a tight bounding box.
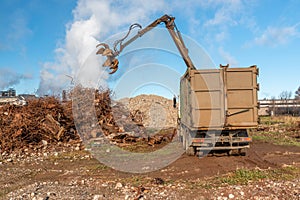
[96,14,196,74]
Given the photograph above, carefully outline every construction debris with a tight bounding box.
[118,94,178,128]
[0,96,79,153]
[0,88,177,154]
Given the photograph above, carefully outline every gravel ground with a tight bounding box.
[1,140,300,200]
[4,176,300,200]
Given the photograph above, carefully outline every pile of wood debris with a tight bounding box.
[0,96,79,153]
[0,88,176,153]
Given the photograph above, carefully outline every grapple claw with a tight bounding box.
[96,43,119,74]
[96,47,105,55]
[110,68,118,74]
[109,59,119,74]
[96,43,109,48]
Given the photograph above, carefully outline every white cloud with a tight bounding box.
[204,0,244,27]
[0,9,32,51]
[0,68,32,89]
[197,0,257,45]
[37,0,167,95]
[205,9,236,27]
[8,15,32,42]
[218,47,238,67]
[253,24,300,47]
[37,0,261,95]
[215,31,227,42]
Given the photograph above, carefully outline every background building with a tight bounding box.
[259,99,300,116]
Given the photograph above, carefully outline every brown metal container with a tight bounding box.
[180,65,259,131]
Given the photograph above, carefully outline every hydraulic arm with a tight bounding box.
[96,14,196,74]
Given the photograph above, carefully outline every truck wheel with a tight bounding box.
[238,149,246,156]
[186,146,195,156]
[197,150,209,157]
[180,125,186,149]
[185,135,195,156]
[182,135,186,150]
[227,150,232,156]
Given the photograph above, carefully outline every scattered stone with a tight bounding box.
[42,140,48,146]
[115,182,123,189]
[75,146,80,151]
[93,194,102,200]
[152,177,164,185]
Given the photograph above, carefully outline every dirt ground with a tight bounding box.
[1,140,300,200]
[150,140,300,180]
[1,94,299,199]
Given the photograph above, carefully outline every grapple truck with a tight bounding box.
[96,14,259,156]
[180,65,258,155]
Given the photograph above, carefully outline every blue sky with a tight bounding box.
[0,0,299,99]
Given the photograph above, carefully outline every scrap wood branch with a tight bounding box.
[0,87,176,153]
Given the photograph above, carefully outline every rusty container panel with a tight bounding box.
[180,65,258,130]
[180,75,192,127]
[225,66,259,127]
[180,69,225,129]
[191,70,225,128]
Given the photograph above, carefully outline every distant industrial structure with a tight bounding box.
[259,99,300,116]
[0,88,16,97]
[1,88,299,115]
[0,88,31,106]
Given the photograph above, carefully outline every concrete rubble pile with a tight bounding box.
[111,94,178,146]
[119,94,178,128]
[77,87,177,147]
[0,88,176,153]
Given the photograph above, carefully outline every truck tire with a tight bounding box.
[185,133,195,156]
[227,150,232,156]
[186,146,195,156]
[238,148,246,156]
[182,134,186,150]
[180,125,185,149]
[197,149,210,157]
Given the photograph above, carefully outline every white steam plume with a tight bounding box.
[0,68,32,89]
[37,0,167,96]
[37,0,257,96]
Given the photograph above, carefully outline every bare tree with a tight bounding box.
[269,96,274,116]
[279,90,292,99]
[295,87,300,116]
[278,91,292,115]
[295,87,300,100]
